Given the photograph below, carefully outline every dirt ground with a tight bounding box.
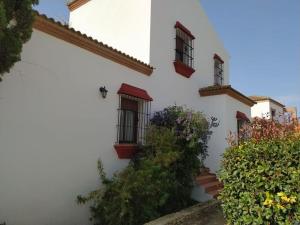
[145,201,226,225]
[185,206,225,225]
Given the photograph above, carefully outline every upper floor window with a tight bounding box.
[214,54,224,85]
[175,22,195,69]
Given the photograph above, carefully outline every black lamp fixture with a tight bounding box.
[99,86,108,99]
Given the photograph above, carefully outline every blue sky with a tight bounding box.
[35,0,300,115]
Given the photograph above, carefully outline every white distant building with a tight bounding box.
[0,1,255,224]
[249,96,285,121]
[286,106,298,123]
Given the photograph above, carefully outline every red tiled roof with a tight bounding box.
[118,83,153,101]
[33,12,153,76]
[199,85,256,107]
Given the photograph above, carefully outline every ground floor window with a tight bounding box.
[236,111,250,142]
[117,95,151,145]
[119,98,138,143]
[116,83,152,146]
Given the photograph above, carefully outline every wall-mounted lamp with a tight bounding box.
[99,86,108,99]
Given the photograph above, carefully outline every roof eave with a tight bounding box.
[32,13,153,76]
[199,85,256,107]
[67,0,90,11]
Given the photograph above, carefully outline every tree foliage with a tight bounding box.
[0,0,38,81]
[77,106,218,225]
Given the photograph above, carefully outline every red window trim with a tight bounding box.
[175,21,195,39]
[236,111,250,122]
[173,60,195,78]
[214,54,224,64]
[114,144,139,159]
[117,83,153,101]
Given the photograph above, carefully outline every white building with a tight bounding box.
[286,106,298,123]
[249,96,285,121]
[0,1,255,224]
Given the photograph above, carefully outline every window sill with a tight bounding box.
[173,60,195,78]
[114,144,139,159]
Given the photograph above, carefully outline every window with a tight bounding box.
[116,83,152,146]
[117,96,151,145]
[236,111,250,143]
[175,22,194,69]
[214,54,224,85]
[237,120,245,138]
[271,108,276,119]
[119,98,138,144]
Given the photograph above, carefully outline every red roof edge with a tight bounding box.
[214,54,224,64]
[236,111,250,122]
[175,21,195,39]
[117,83,153,101]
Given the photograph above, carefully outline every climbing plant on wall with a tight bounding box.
[0,0,39,81]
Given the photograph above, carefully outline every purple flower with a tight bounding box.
[176,117,183,124]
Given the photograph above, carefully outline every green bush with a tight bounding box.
[77,106,217,225]
[219,138,300,225]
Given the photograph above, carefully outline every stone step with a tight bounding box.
[207,189,222,199]
[196,175,217,185]
[197,167,223,199]
[202,181,223,192]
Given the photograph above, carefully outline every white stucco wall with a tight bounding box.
[251,101,270,118]
[150,0,230,88]
[200,95,251,173]
[225,96,251,135]
[199,95,227,173]
[251,101,284,121]
[69,0,230,86]
[69,0,151,64]
[0,1,250,224]
[269,101,285,121]
[0,30,151,225]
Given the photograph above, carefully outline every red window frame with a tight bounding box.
[214,54,224,85]
[174,21,195,78]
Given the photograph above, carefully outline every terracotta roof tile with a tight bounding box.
[33,11,153,75]
[199,85,256,107]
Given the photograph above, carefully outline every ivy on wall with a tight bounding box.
[0,0,39,81]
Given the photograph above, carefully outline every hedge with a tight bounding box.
[219,138,300,225]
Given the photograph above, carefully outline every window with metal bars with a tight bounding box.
[214,57,224,85]
[117,95,151,145]
[237,119,249,143]
[175,26,194,68]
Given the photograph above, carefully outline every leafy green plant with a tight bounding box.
[77,106,217,225]
[219,138,300,225]
[0,0,38,81]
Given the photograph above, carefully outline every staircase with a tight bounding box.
[196,167,223,199]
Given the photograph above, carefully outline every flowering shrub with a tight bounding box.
[220,123,300,225]
[77,106,217,225]
[151,105,219,162]
[228,117,298,146]
[295,124,300,138]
